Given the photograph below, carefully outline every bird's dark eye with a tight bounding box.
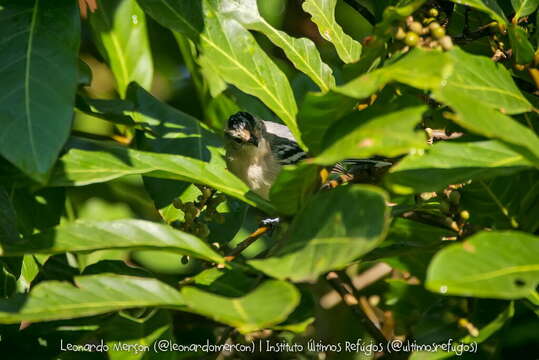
[233,137,243,144]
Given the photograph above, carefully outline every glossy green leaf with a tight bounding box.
[250,185,390,282]
[0,219,224,264]
[435,48,532,114]
[182,280,300,333]
[426,231,539,299]
[297,49,452,154]
[138,0,301,147]
[269,163,320,216]
[0,0,80,180]
[335,49,454,99]
[0,274,184,323]
[511,0,539,19]
[386,140,534,194]
[315,102,427,165]
[90,0,153,96]
[449,0,507,24]
[220,0,335,92]
[436,94,539,167]
[302,0,362,63]
[508,24,535,65]
[49,139,274,213]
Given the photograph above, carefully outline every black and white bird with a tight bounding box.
[224,111,391,199]
[224,112,306,199]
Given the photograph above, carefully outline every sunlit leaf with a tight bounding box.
[426,231,539,299]
[250,185,390,282]
[90,0,153,96]
[302,0,362,63]
[0,219,224,264]
[182,280,300,333]
[220,0,335,92]
[386,140,534,194]
[0,274,185,323]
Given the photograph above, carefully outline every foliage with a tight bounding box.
[0,0,538,358]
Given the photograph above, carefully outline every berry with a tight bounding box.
[440,36,453,50]
[460,210,470,221]
[428,8,439,17]
[409,21,423,34]
[404,32,419,47]
[431,26,446,39]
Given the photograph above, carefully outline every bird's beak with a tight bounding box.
[226,128,256,145]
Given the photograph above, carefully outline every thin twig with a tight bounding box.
[224,226,270,262]
[325,272,389,346]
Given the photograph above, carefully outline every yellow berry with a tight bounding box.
[431,26,446,39]
[404,32,420,47]
[409,21,423,34]
[428,8,439,17]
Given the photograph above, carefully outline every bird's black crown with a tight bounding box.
[227,112,256,131]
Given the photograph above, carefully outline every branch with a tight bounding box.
[224,226,270,262]
[325,272,389,346]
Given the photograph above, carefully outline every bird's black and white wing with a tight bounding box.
[263,121,307,165]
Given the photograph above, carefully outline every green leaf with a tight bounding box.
[385,140,534,194]
[449,0,508,24]
[182,280,300,333]
[297,49,452,154]
[297,90,357,155]
[460,171,539,232]
[314,101,427,165]
[249,185,390,282]
[426,231,539,299]
[220,0,335,92]
[269,163,320,216]
[410,303,514,359]
[508,24,535,65]
[335,48,454,99]
[435,48,532,114]
[0,274,184,323]
[138,0,302,147]
[0,0,80,180]
[365,218,454,261]
[49,139,274,213]
[0,219,224,264]
[302,0,362,63]
[102,310,175,360]
[511,0,539,20]
[90,0,153,97]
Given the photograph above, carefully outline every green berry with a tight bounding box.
[431,26,446,39]
[404,32,419,47]
[460,210,470,221]
[428,8,439,17]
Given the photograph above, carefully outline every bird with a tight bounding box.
[224,111,392,199]
[224,112,306,199]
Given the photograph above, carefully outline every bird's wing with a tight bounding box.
[263,120,296,142]
[268,133,307,165]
